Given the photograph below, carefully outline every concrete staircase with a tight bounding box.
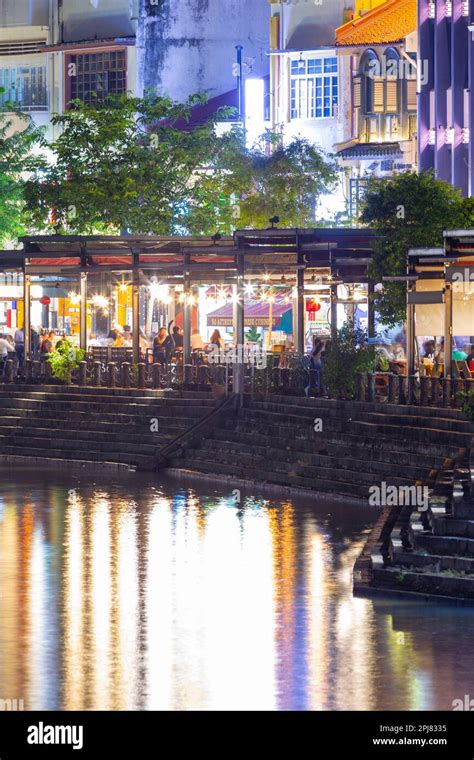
[169,395,472,499]
[0,385,216,470]
[356,445,474,602]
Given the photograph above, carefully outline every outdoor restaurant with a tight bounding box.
[407,230,474,381]
[0,227,376,391]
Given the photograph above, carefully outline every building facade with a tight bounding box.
[136,0,270,102]
[0,0,270,139]
[268,1,355,219]
[0,0,137,139]
[418,0,474,197]
[335,0,418,218]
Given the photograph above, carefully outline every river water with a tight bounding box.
[0,468,473,712]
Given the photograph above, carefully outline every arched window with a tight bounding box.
[384,47,400,113]
[360,50,378,114]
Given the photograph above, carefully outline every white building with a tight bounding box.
[269,1,354,219]
[136,0,270,102]
[0,0,137,139]
[0,1,270,140]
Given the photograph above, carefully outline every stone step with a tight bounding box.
[0,444,153,468]
[247,402,471,433]
[198,436,429,480]
[431,516,474,539]
[413,531,474,557]
[0,424,173,445]
[228,420,458,459]
[356,411,472,434]
[249,395,468,421]
[0,433,158,456]
[372,566,474,600]
[391,549,474,575]
[0,409,196,431]
[349,419,471,446]
[212,428,445,470]
[183,447,414,490]
[170,457,371,498]
[0,396,212,417]
[5,384,214,401]
[0,388,216,408]
[0,413,191,433]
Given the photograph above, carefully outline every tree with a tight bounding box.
[360,171,474,326]
[186,129,338,234]
[24,93,225,235]
[322,324,378,399]
[0,108,45,244]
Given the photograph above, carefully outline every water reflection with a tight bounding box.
[1,471,474,710]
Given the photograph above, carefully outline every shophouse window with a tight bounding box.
[0,65,47,111]
[68,50,126,104]
[290,57,338,119]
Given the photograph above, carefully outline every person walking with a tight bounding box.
[305,337,325,397]
[153,327,175,364]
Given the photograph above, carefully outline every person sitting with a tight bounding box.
[191,329,205,351]
[153,327,175,364]
[40,332,54,357]
[209,329,224,349]
[169,322,183,349]
[88,333,101,347]
[113,330,125,347]
[466,345,474,374]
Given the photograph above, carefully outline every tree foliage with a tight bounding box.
[24,94,338,235]
[187,129,338,234]
[0,108,46,244]
[322,324,378,399]
[360,171,474,326]
[24,93,223,234]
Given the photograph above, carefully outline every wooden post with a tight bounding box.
[80,271,87,353]
[330,282,338,340]
[444,280,453,379]
[407,281,416,376]
[367,280,375,339]
[23,270,31,359]
[367,372,375,402]
[233,252,245,398]
[78,361,87,386]
[295,261,305,355]
[183,252,191,365]
[132,251,140,365]
[388,374,397,405]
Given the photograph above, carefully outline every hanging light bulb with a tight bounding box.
[244,283,255,297]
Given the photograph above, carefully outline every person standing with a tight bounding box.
[14,326,24,367]
[153,327,175,364]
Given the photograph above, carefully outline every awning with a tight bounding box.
[207,300,292,328]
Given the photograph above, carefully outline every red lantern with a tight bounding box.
[40,296,51,306]
[306,297,321,313]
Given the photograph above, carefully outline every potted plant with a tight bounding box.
[47,339,86,385]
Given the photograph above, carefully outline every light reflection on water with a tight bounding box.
[1,470,474,711]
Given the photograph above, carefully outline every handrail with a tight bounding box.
[155,393,238,468]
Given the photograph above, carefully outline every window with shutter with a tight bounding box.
[386,79,398,113]
[407,79,417,111]
[353,77,361,108]
[373,78,384,113]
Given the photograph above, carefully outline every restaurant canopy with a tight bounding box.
[207,299,292,328]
